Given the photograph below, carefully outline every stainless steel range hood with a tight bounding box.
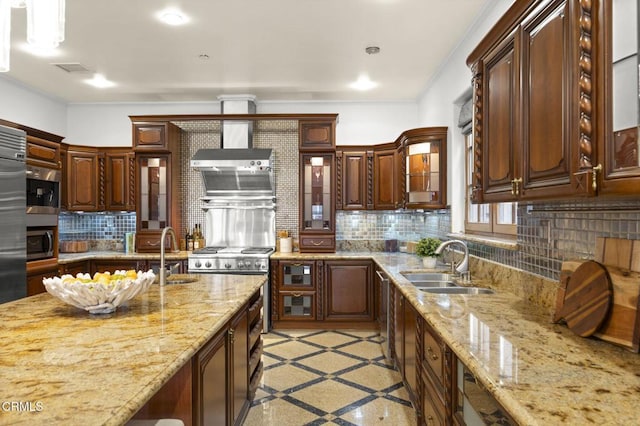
[191,96,275,198]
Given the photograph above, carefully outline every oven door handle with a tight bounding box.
[45,232,54,255]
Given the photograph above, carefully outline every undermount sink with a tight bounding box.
[401,272,455,282]
[412,281,459,288]
[419,287,495,295]
[161,275,200,285]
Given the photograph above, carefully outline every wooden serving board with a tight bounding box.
[556,259,640,352]
[555,261,612,337]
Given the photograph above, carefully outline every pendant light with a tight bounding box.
[0,0,10,72]
[26,0,65,50]
[0,0,65,72]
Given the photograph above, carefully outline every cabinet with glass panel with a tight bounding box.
[273,261,317,322]
[402,127,448,209]
[298,153,336,252]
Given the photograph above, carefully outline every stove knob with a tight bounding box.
[250,161,255,166]
[254,261,262,269]
[238,261,245,269]
[257,161,262,166]
[194,261,202,268]
[205,261,212,268]
[225,263,232,269]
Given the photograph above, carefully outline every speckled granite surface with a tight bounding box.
[58,250,190,263]
[272,251,640,425]
[0,273,265,426]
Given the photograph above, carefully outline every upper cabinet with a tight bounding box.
[132,121,182,252]
[299,153,336,252]
[401,127,447,209]
[468,0,586,202]
[597,0,640,194]
[299,117,337,252]
[336,128,448,211]
[63,146,135,212]
[299,120,336,151]
[133,122,180,152]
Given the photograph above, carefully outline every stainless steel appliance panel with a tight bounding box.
[26,164,60,215]
[26,229,55,261]
[204,204,275,249]
[0,125,26,304]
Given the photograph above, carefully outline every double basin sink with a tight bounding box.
[401,272,494,295]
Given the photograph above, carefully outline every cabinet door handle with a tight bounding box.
[592,164,602,191]
[426,345,439,361]
[228,328,235,344]
[311,240,325,246]
[511,178,522,195]
[292,292,302,297]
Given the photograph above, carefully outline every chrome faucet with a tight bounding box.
[435,239,469,278]
[159,227,179,286]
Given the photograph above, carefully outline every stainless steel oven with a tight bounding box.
[26,164,60,215]
[26,229,55,261]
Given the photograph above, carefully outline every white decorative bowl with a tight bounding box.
[43,270,156,314]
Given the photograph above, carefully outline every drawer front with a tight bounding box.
[422,369,446,426]
[135,232,163,252]
[279,261,315,290]
[423,327,445,387]
[279,291,316,320]
[299,235,335,253]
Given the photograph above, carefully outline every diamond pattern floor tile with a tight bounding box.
[248,329,416,425]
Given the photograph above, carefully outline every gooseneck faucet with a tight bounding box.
[435,239,469,277]
[159,227,179,286]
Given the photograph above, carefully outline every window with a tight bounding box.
[464,131,517,236]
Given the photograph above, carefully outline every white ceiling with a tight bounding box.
[3,0,491,103]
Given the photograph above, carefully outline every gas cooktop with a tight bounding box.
[192,246,274,255]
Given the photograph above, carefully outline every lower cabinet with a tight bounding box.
[324,260,374,321]
[133,288,262,426]
[58,260,90,276]
[271,259,375,327]
[26,258,59,296]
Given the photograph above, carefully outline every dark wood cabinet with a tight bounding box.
[59,260,90,276]
[336,149,371,210]
[323,260,374,322]
[373,147,398,210]
[468,0,598,202]
[298,153,336,253]
[392,285,404,371]
[272,260,318,323]
[63,146,135,212]
[402,127,448,209]
[90,259,143,274]
[135,288,261,426]
[133,122,180,151]
[596,0,640,195]
[132,121,182,252]
[272,259,376,328]
[299,120,336,150]
[104,148,135,211]
[26,135,61,169]
[66,147,101,211]
[404,299,418,401]
[26,258,58,296]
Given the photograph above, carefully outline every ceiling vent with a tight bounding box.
[51,63,92,73]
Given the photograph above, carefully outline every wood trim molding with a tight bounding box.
[577,0,594,169]
[129,113,339,123]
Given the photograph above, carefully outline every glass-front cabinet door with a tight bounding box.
[299,153,336,252]
[139,156,168,230]
[599,0,640,194]
[403,127,448,209]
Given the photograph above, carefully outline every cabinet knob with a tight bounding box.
[592,164,602,191]
[426,345,439,361]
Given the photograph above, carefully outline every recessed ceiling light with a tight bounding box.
[349,75,378,91]
[365,46,380,55]
[85,73,116,88]
[158,8,188,26]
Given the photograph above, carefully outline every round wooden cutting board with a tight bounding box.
[559,260,612,337]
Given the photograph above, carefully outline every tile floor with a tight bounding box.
[244,329,417,426]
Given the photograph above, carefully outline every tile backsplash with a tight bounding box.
[59,212,136,244]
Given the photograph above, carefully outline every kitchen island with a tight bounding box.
[0,273,265,426]
[272,251,640,425]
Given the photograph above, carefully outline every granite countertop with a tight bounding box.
[273,251,640,425]
[58,251,190,263]
[0,273,266,426]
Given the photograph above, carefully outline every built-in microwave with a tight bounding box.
[26,229,55,261]
[26,164,60,215]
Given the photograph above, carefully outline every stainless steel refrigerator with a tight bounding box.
[0,125,26,304]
